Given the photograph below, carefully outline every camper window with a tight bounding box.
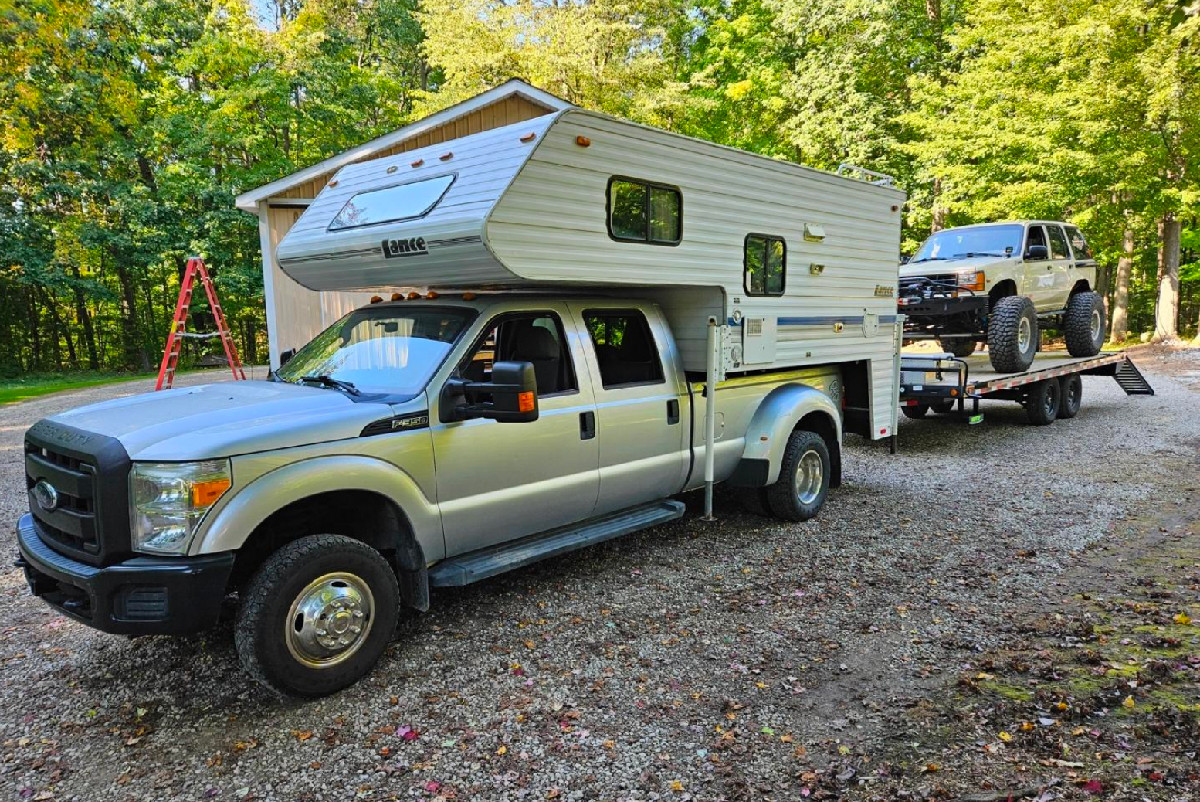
[328,173,456,231]
[607,177,681,245]
[583,310,666,388]
[744,234,786,296]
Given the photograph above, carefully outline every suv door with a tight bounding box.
[1044,224,1075,309]
[1021,224,1057,309]
[568,304,689,515]
[431,307,600,556]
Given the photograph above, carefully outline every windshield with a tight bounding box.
[911,224,1024,263]
[276,305,476,399]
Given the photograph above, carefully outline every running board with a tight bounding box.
[428,500,687,587]
[1114,359,1155,395]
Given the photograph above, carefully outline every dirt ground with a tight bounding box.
[0,350,1196,802]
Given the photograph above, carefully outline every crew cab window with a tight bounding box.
[459,313,576,396]
[607,177,681,245]
[1025,225,1048,257]
[1047,225,1071,260]
[744,234,786,296]
[1065,226,1093,260]
[583,310,665,388]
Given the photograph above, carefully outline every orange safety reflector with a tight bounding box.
[575,136,591,147]
[391,292,403,301]
[518,391,535,413]
[411,158,424,168]
[462,292,477,301]
[950,388,959,396]
[370,295,383,304]
[439,151,453,161]
[520,132,537,143]
[407,291,421,300]
[426,291,439,299]
[191,477,230,508]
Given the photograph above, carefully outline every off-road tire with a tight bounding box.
[1025,379,1061,426]
[236,534,400,698]
[1057,374,1083,419]
[901,403,929,419]
[988,296,1038,372]
[939,339,977,358]
[1064,291,1105,357]
[765,430,832,522]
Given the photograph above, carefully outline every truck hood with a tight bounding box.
[899,254,1018,278]
[47,381,396,461]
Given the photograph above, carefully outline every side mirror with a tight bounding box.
[279,348,297,366]
[1025,244,1048,260]
[440,361,539,424]
[899,254,911,264]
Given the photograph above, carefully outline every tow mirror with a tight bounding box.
[1025,244,1048,260]
[440,361,539,424]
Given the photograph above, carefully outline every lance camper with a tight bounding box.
[16,101,905,696]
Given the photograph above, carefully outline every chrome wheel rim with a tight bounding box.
[794,449,823,506]
[285,572,375,669]
[1018,317,1033,353]
[1090,309,1101,341]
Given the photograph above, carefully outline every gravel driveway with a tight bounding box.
[1,352,1196,801]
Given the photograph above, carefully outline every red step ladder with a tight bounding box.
[155,256,247,390]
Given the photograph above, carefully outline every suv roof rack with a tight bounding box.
[836,163,895,187]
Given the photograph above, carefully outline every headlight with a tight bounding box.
[957,270,986,292]
[130,460,231,554]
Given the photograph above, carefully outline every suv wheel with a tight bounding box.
[987,296,1038,372]
[938,338,976,358]
[1025,379,1061,426]
[236,534,400,698]
[765,429,831,522]
[1063,291,1105,357]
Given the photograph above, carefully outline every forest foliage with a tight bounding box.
[1,0,1198,375]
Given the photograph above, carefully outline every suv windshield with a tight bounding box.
[911,224,1024,263]
[276,305,476,399]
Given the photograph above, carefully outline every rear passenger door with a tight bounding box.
[568,304,690,516]
[1044,224,1075,310]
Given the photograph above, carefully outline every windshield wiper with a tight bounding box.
[954,252,1007,258]
[299,374,361,396]
[909,257,948,264]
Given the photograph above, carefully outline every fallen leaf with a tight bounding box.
[496,745,507,755]
[1122,695,1135,709]
[1081,779,1103,795]
[999,731,1013,742]
[1173,612,1191,625]
[670,780,684,792]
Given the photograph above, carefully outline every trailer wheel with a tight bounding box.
[236,534,400,698]
[766,430,831,522]
[1024,379,1061,426]
[939,339,976,358]
[1064,291,1105,357]
[931,400,956,414]
[901,403,929,419]
[1057,374,1083,419]
[988,296,1038,372]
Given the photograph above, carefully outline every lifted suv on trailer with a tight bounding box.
[898,221,1105,372]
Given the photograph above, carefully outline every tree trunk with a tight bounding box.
[114,260,151,370]
[930,177,947,233]
[1155,213,1181,340]
[1110,228,1134,342]
[71,267,100,370]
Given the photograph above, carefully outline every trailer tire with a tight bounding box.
[932,400,956,414]
[1025,379,1061,426]
[766,430,831,522]
[1057,374,1082,419]
[939,339,977,358]
[236,534,400,698]
[1064,291,1105,357]
[901,404,929,419]
[988,296,1038,372]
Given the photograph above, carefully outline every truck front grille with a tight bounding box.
[25,442,102,558]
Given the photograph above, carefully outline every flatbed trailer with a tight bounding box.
[898,350,1155,429]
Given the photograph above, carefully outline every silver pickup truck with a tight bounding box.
[17,293,844,696]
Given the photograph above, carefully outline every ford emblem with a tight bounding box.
[32,479,59,512]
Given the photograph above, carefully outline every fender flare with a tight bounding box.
[191,455,443,564]
[730,384,842,487]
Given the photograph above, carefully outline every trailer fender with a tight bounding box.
[190,455,443,563]
[729,384,842,488]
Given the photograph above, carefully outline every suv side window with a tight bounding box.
[1047,225,1071,260]
[1065,226,1093,260]
[583,310,665,388]
[1025,225,1048,257]
[459,312,577,396]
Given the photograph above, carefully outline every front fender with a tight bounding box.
[735,384,842,486]
[190,455,443,562]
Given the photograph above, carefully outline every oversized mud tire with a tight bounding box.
[988,296,1038,372]
[1057,374,1083,419]
[236,534,399,698]
[1025,379,1061,426]
[765,430,832,522]
[1064,291,1105,357]
[901,403,929,419]
[939,338,977,358]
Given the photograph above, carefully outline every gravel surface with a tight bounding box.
[0,351,1196,801]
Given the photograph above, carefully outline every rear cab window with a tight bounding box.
[582,310,665,388]
[1065,226,1093,260]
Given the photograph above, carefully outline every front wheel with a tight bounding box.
[765,430,832,522]
[988,296,1039,372]
[235,534,400,698]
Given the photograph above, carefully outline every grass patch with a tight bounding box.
[0,371,158,405]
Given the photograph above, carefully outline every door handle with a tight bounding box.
[579,411,596,440]
[666,399,680,425]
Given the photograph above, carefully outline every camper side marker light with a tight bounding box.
[407,291,421,300]
[391,293,403,301]
[439,152,453,161]
[328,179,339,188]
[411,158,424,168]
[518,392,536,413]
[426,291,439,299]
[370,295,383,304]
[461,292,477,301]
[520,132,536,143]
[576,136,591,147]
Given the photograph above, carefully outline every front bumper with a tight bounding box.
[16,513,235,635]
[898,293,989,319]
